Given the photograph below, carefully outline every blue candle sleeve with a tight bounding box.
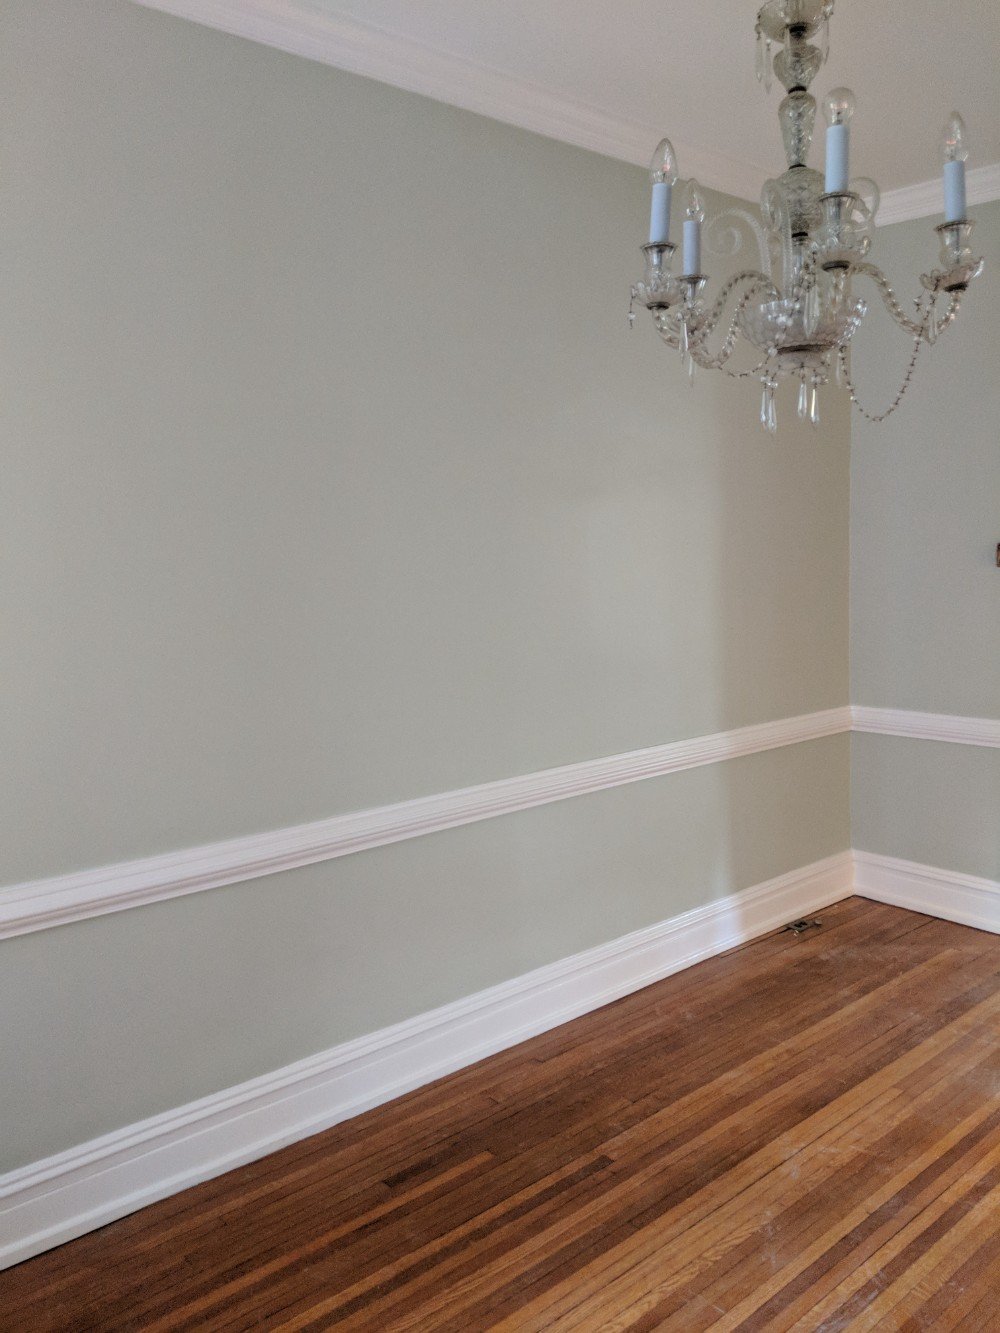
[943,159,967,222]
[648,181,671,244]
[825,123,850,193]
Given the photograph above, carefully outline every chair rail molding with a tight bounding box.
[130,0,1000,219]
[851,706,1000,748]
[0,707,851,939]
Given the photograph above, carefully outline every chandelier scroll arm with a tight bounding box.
[695,270,780,342]
[653,270,777,368]
[847,263,932,339]
[690,276,779,371]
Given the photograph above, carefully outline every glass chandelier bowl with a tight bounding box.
[739,293,867,358]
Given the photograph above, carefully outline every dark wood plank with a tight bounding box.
[2,897,998,1330]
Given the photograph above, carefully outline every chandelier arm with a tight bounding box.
[691,297,765,370]
[683,274,778,374]
[849,263,931,338]
[695,271,779,341]
[653,309,682,350]
[930,289,964,341]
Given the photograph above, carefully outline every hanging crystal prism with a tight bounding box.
[803,282,820,337]
[760,383,769,431]
[818,15,829,64]
[755,27,765,82]
[927,300,938,341]
[834,349,844,386]
[797,377,809,419]
[809,380,820,427]
[764,39,773,92]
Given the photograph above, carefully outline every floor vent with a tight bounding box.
[782,918,823,935]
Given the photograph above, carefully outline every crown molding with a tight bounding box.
[130,0,769,201]
[133,2,1000,219]
[134,3,1000,221]
[877,164,1000,227]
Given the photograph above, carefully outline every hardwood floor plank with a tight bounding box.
[2,898,998,1331]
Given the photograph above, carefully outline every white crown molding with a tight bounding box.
[876,164,1000,227]
[854,851,1000,935]
[852,706,1000,748]
[130,0,769,200]
[132,2,1000,219]
[0,707,850,939]
[0,850,852,1270]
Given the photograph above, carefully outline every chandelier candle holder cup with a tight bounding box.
[629,0,984,430]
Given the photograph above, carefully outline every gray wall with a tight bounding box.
[0,0,850,1170]
[851,201,1000,880]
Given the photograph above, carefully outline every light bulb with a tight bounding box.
[942,112,968,163]
[684,179,706,224]
[649,138,678,185]
[823,87,855,127]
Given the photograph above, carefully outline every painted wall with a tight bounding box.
[0,0,850,1170]
[851,200,1000,880]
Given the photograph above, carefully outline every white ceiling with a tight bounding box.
[138,0,1000,215]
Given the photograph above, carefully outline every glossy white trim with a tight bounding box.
[130,0,769,199]
[0,851,852,1269]
[0,707,851,939]
[876,165,1000,226]
[854,851,1000,935]
[131,1,1000,218]
[852,706,1000,749]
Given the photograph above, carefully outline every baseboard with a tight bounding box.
[0,850,851,1270]
[853,851,1000,934]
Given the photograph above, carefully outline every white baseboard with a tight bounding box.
[853,851,1000,934]
[0,850,852,1270]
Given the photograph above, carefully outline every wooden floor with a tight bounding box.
[4,897,1000,1331]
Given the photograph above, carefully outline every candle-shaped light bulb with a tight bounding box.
[823,87,854,192]
[682,179,705,276]
[647,137,678,245]
[942,112,968,163]
[684,180,706,224]
[823,87,856,128]
[942,113,969,223]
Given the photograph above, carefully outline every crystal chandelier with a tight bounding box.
[629,0,984,430]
